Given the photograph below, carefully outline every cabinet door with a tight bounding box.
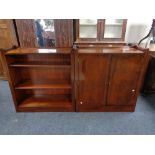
[77,54,110,111]
[107,54,143,106]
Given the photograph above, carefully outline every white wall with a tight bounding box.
[125,19,152,43]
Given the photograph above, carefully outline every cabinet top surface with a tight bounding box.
[77,46,144,54]
[5,46,144,55]
[5,48,72,55]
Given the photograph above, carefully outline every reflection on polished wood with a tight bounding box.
[77,46,143,54]
[75,46,149,112]
[6,48,72,55]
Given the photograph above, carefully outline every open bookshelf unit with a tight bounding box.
[5,48,75,112]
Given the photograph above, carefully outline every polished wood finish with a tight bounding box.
[18,95,72,112]
[54,19,73,47]
[75,41,126,46]
[15,20,37,47]
[15,20,73,48]
[107,54,144,106]
[0,20,18,49]
[0,19,18,79]
[77,46,143,54]
[15,81,71,90]
[77,54,110,111]
[4,46,148,111]
[3,19,149,112]
[0,51,6,80]
[6,47,72,55]
[5,47,75,112]
[75,46,148,112]
[9,61,71,68]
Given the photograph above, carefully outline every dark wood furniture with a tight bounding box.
[4,48,75,112]
[74,46,148,112]
[142,52,155,94]
[3,45,148,112]
[0,19,18,80]
[2,19,149,112]
[15,19,73,48]
[0,51,7,80]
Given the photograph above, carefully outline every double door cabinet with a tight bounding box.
[76,51,145,111]
[3,46,148,112]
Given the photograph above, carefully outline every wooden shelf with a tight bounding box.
[15,81,72,90]
[5,48,72,55]
[5,47,74,112]
[9,61,70,68]
[17,95,72,111]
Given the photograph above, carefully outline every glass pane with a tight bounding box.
[79,19,97,38]
[35,19,55,47]
[104,19,123,38]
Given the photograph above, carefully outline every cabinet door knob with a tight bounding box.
[132,89,135,92]
[80,101,83,105]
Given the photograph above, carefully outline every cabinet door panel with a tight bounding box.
[107,54,143,106]
[54,19,73,47]
[77,54,110,111]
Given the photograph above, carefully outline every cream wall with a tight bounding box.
[125,19,152,43]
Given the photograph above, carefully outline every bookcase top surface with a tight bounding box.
[5,48,72,55]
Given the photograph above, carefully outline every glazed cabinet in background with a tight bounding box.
[75,19,127,43]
